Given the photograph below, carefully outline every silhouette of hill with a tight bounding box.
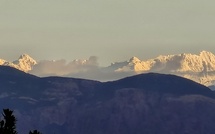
[103,73,212,96]
[0,65,215,134]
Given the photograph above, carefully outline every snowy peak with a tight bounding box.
[15,54,37,65]
[106,51,215,85]
[199,50,215,64]
[14,54,37,65]
[0,54,37,72]
[19,54,36,61]
[13,54,37,72]
[124,51,215,73]
[1,51,215,86]
[172,51,215,72]
[129,57,141,63]
[0,59,6,65]
[199,50,215,57]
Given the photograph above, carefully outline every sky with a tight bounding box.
[1,0,215,66]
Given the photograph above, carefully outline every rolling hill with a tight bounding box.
[0,66,215,134]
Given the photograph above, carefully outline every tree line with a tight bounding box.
[0,109,42,134]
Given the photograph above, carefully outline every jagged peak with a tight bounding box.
[129,56,141,63]
[15,54,37,64]
[199,50,215,57]
[19,53,36,60]
[19,53,31,58]
[0,59,6,65]
[10,54,37,72]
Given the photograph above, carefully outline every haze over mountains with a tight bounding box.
[1,51,215,86]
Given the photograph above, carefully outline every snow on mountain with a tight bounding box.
[0,59,6,65]
[110,51,215,73]
[1,51,215,86]
[13,54,37,72]
[107,51,215,86]
[0,54,37,72]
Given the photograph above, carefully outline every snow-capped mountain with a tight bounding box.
[1,51,215,86]
[106,51,215,86]
[108,51,215,73]
[0,54,37,72]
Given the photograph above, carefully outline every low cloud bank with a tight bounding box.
[30,56,99,76]
[30,56,134,81]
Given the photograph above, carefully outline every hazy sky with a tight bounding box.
[1,0,215,66]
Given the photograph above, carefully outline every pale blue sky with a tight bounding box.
[0,0,215,66]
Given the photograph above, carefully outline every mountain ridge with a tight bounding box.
[107,50,215,86]
[0,54,37,72]
[0,66,215,134]
[110,50,215,72]
[1,51,215,86]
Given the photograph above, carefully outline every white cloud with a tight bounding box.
[30,56,99,77]
[29,56,135,81]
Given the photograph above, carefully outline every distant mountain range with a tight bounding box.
[1,51,215,86]
[106,51,215,86]
[1,66,215,134]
